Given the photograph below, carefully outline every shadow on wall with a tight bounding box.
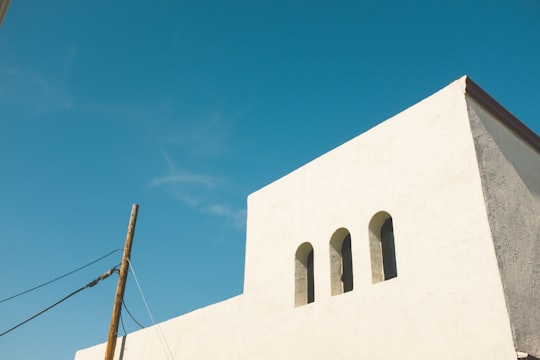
[295,242,315,307]
[369,211,397,284]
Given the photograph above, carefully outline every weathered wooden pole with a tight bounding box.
[105,204,139,360]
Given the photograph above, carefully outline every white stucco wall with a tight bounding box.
[75,77,520,360]
[468,97,540,357]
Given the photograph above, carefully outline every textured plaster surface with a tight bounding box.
[468,98,540,357]
[75,78,520,360]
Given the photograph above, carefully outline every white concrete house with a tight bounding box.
[75,76,540,360]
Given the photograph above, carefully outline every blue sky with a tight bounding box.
[0,1,539,359]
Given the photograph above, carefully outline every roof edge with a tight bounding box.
[464,77,540,154]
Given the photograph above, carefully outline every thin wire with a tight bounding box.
[0,266,118,337]
[127,259,175,360]
[0,248,122,303]
[120,314,127,336]
[122,299,145,329]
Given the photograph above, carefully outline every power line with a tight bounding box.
[0,266,118,337]
[122,299,145,329]
[120,314,127,336]
[128,259,175,360]
[0,249,122,304]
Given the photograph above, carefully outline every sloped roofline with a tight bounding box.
[465,77,540,154]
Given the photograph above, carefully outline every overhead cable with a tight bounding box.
[0,248,122,304]
[120,314,127,336]
[128,259,175,360]
[0,266,118,337]
[122,299,145,329]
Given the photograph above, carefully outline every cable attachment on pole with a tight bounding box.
[86,267,118,288]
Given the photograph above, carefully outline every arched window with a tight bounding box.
[295,242,315,307]
[329,228,353,295]
[369,212,397,283]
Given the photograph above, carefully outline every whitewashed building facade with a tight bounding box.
[75,77,540,360]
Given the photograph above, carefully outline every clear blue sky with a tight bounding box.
[0,1,539,359]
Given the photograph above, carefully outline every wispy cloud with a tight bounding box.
[149,147,217,188]
[174,194,204,207]
[0,47,166,119]
[208,204,247,229]
[150,174,216,188]
[0,47,77,115]
[149,126,246,231]
[0,66,71,113]
[159,111,235,158]
[149,153,217,207]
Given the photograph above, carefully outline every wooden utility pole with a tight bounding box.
[105,204,139,360]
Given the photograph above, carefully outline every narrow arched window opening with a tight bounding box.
[369,212,398,283]
[306,249,314,303]
[342,235,353,291]
[330,228,353,295]
[295,242,315,307]
[381,218,397,280]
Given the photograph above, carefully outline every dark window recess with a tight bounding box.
[341,235,353,292]
[307,249,315,304]
[381,218,397,280]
